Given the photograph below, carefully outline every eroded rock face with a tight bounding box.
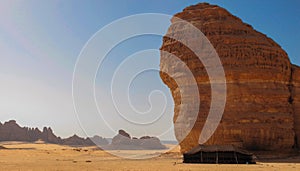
[292,65,300,147]
[62,134,93,146]
[0,120,108,146]
[89,135,109,146]
[109,130,166,150]
[0,120,43,142]
[160,3,299,153]
[41,127,61,144]
[62,134,108,146]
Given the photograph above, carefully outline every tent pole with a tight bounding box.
[201,152,203,163]
[234,151,238,164]
[216,151,218,164]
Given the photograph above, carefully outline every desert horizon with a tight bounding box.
[1,141,300,170]
[1,0,300,170]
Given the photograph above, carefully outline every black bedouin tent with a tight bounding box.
[183,145,256,164]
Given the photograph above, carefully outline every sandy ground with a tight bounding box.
[0,142,300,171]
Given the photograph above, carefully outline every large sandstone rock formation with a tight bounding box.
[0,120,108,146]
[160,3,300,153]
[292,65,300,147]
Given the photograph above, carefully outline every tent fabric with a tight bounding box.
[183,144,256,164]
[185,144,252,155]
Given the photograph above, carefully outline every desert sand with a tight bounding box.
[0,142,299,171]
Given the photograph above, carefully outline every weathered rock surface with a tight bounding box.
[160,3,300,153]
[108,130,166,150]
[41,127,61,144]
[0,120,45,142]
[292,65,300,147]
[0,120,108,146]
[89,135,109,146]
[61,134,93,146]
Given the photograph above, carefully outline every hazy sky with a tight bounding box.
[0,0,299,140]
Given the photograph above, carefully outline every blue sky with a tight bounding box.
[0,0,299,140]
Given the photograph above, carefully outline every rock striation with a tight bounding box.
[292,65,300,147]
[0,120,108,146]
[160,3,300,153]
[107,130,166,150]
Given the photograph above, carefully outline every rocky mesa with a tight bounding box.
[160,3,300,153]
[105,130,166,150]
[0,120,108,146]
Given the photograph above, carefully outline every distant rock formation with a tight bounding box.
[0,120,108,146]
[62,134,91,146]
[61,135,108,146]
[41,127,61,144]
[89,135,109,146]
[118,129,131,139]
[111,130,132,146]
[160,3,300,153]
[107,130,166,150]
[0,120,48,142]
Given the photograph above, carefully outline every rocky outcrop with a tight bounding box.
[108,130,166,150]
[160,3,300,153]
[61,134,109,146]
[62,134,91,146]
[41,127,62,144]
[111,130,132,146]
[292,65,300,147]
[118,129,131,139]
[0,120,43,142]
[0,120,108,146]
[89,135,109,146]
